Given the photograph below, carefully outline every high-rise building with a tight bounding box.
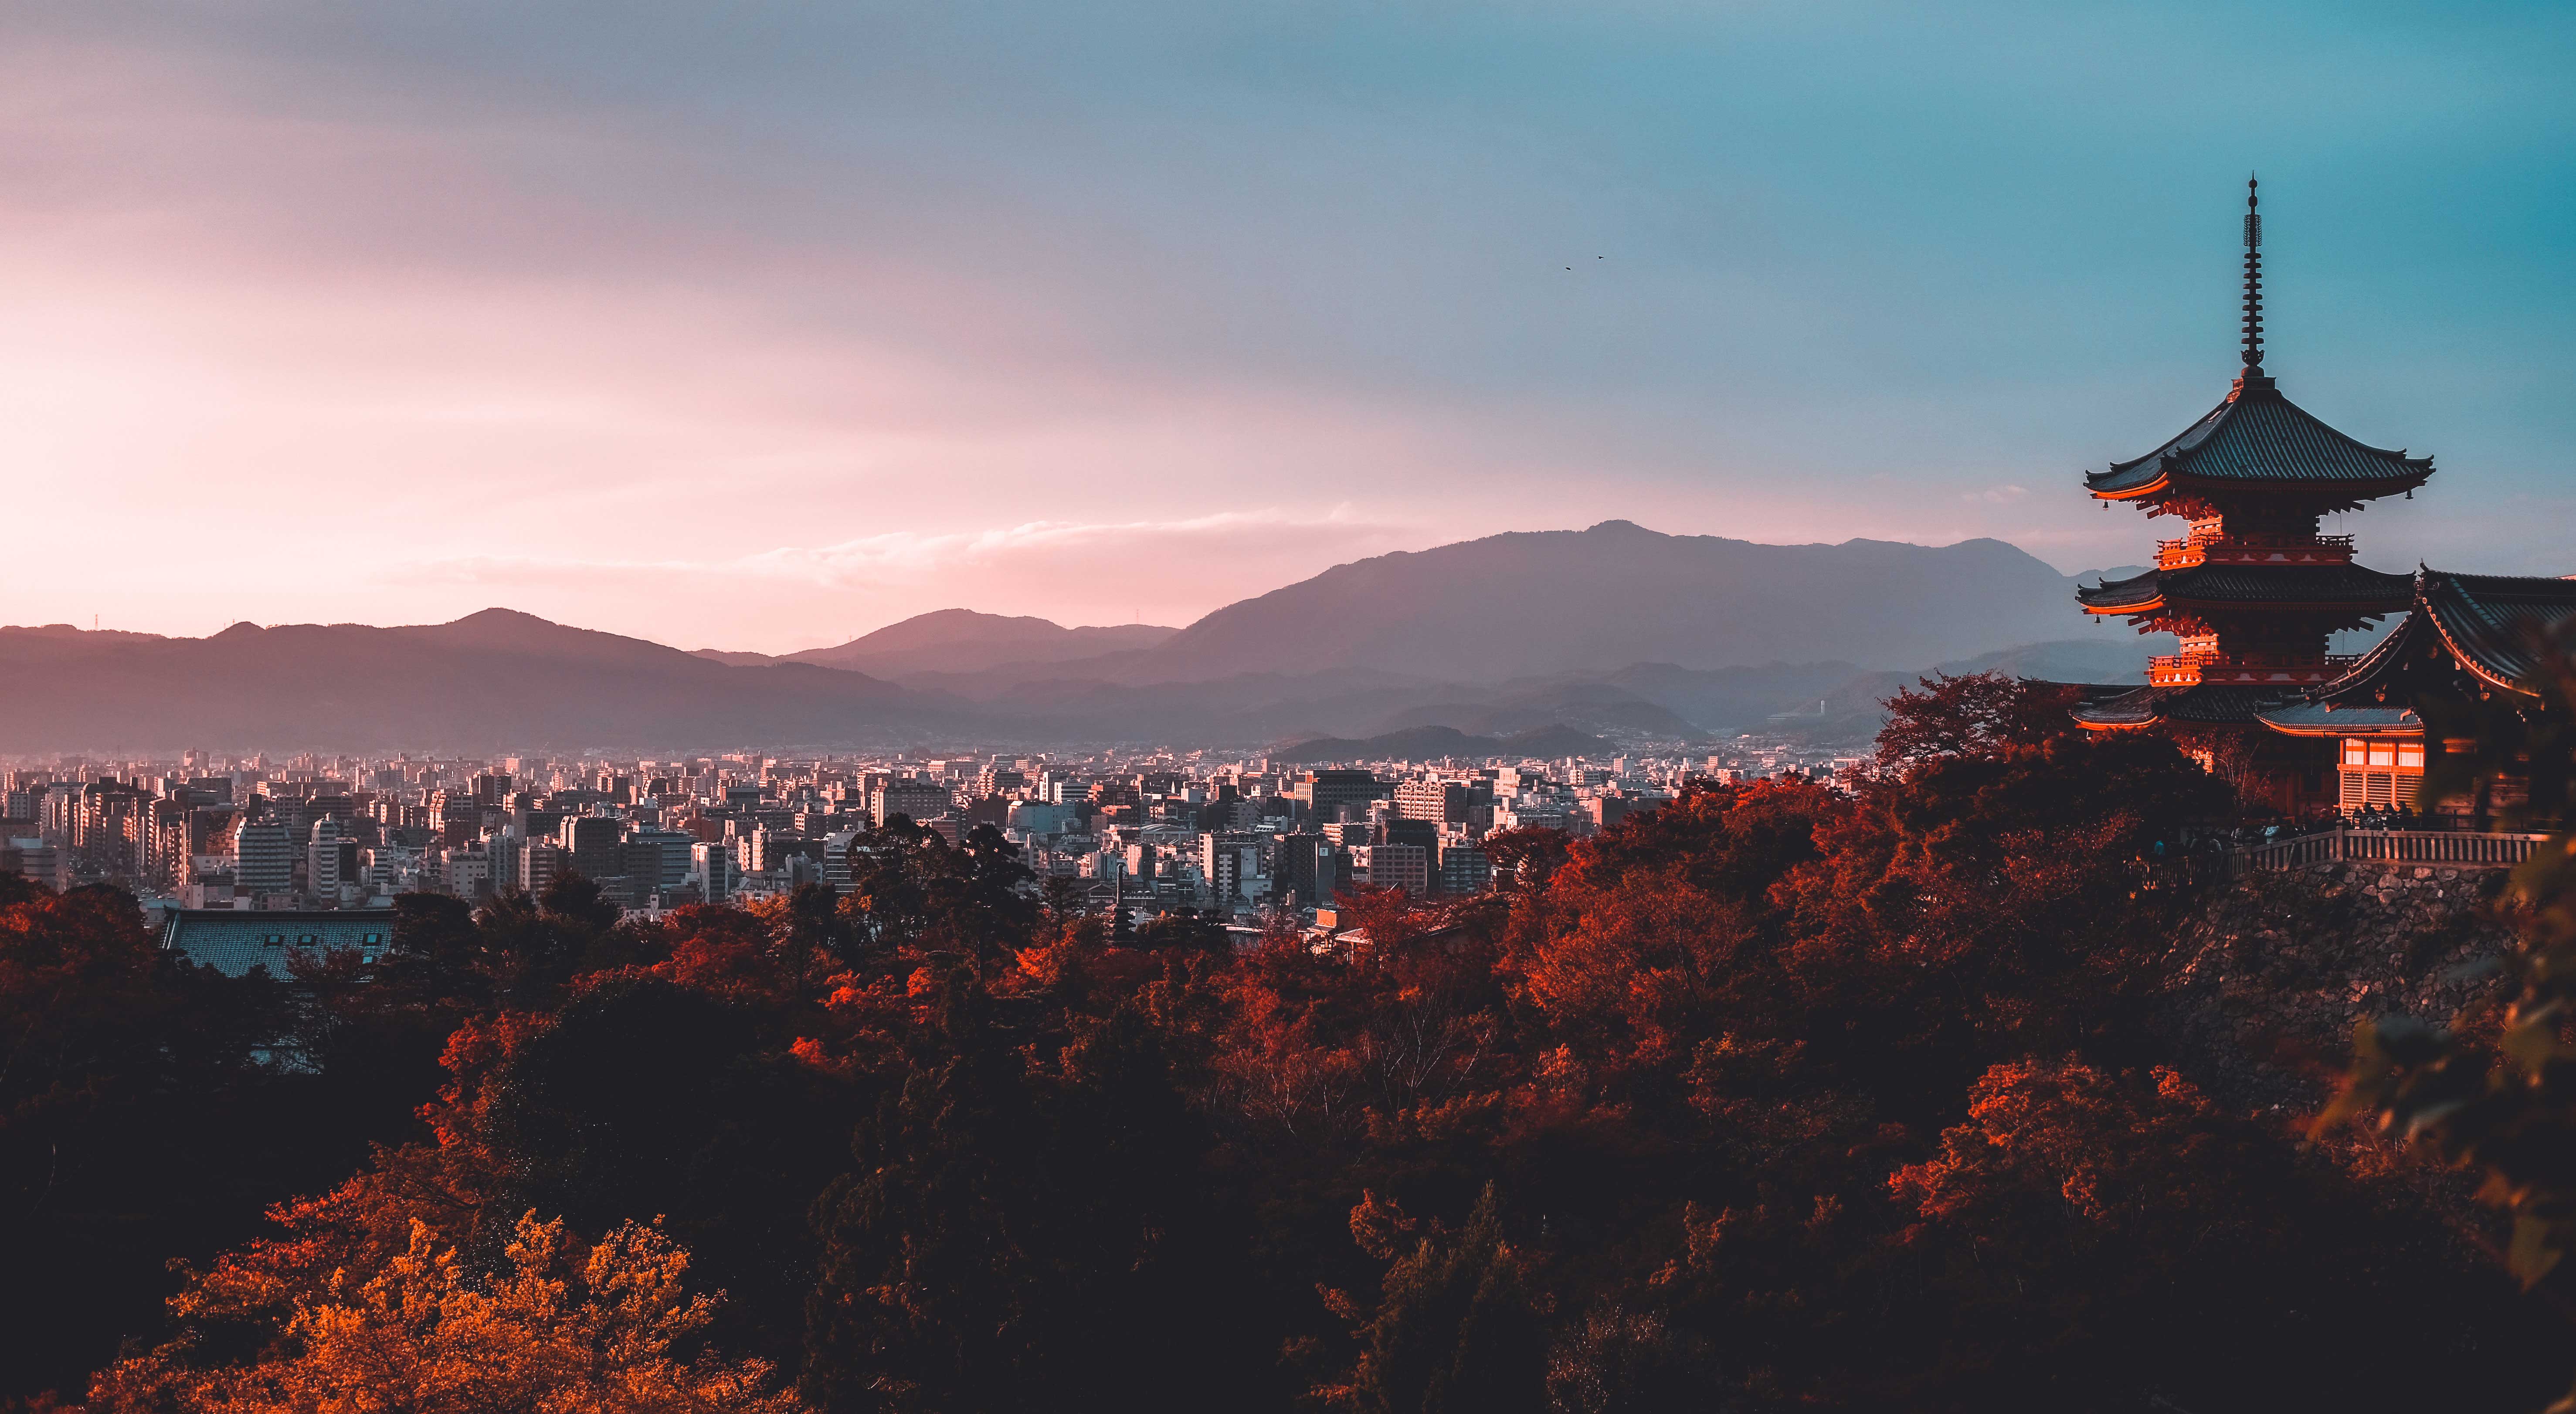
[821,829,867,893]
[1274,833,1343,911]
[441,845,492,900]
[234,818,295,898]
[1345,843,1428,899]
[1394,780,1476,826]
[691,841,739,902]
[871,780,953,827]
[521,840,564,895]
[1291,770,1385,819]
[1436,840,1492,898]
[560,815,625,881]
[624,827,696,894]
[0,838,63,891]
[1197,832,1263,905]
[308,818,347,897]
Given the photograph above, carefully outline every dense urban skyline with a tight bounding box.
[6,2,2571,652]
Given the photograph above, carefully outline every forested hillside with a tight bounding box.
[6,677,2571,1413]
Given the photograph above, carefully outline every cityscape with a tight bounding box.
[2,737,1866,946]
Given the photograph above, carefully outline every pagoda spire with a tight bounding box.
[2239,174,2264,375]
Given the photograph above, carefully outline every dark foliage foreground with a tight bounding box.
[3,676,2569,1412]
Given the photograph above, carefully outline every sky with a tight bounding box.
[3,1,2571,653]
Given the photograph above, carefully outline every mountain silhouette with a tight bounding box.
[0,609,923,753]
[699,609,1175,676]
[1114,522,2111,682]
[0,526,2155,752]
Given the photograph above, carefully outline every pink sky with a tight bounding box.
[6,9,2566,653]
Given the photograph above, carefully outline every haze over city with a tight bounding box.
[8,1,2572,652]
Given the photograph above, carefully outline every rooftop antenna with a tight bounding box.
[2240,173,2264,376]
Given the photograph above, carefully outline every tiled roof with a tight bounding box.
[2254,702,2420,737]
[2301,570,2576,707]
[2417,571,2576,695]
[2070,684,2288,729]
[162,909,396,979]
[2077,563,2416,613]
[2085,379,2433,497]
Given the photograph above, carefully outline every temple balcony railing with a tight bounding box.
[2146,651,2362,686]
[2230,828,2550,875]
[2155,532,2358,570]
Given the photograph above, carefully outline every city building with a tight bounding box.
[1393,779,1477,827]
[163,908,397,978]
[872,780,953,827]
[1290,770,1385,820]
[692,840,740,902]
[1346,843,1428,899]
[234,818,295,898]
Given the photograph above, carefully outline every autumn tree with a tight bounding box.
[88,1212,804,1414]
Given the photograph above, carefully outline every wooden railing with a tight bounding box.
[2145,652,2364,686]
[2231,828,2549,876]
[2155,532,2359,570]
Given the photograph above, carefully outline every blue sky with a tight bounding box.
[4,1,2569,650]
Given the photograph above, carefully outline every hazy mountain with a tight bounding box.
[0,526,2176,753]
[1270,724,1609,764]
[1117,522,2110,682]
[701,610,1177,677]
[0,609,930,753]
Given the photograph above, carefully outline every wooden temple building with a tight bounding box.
[2068,179,2576,815]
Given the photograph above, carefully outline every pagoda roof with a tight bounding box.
[2077,562,2415,615]
[2084,377,2433,501]
[2253,702,2420,738]
[2070,683,2286,730]
[2305,569,2576,704]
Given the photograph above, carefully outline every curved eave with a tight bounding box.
[2309,611,2425,704]
[2254,703,2421,738]
[2081,380,2436,503]
[2078,594,2412,618]
[2084,468,2433,506]
[2072,714,2163,732]
[2421,598,2544,699]
[2069,685,2170,729]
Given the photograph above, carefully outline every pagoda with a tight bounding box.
[2070,179,2433,804]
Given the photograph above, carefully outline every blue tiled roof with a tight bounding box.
[2255,702,2420,737]
[2417,571,2576,695]
[162,909,397,978]
[2085,379,2433,498]
[2070,684,2286,728]
[2302,570,2576,706]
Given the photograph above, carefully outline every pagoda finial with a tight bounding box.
[2239,174,2264,375]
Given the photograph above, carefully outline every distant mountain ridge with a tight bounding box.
[0,609,925,753]
[1103,521,2117,682]
[0,524,2164,751]
[698,610,1176,676]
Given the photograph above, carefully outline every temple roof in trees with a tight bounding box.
[2084,378,2436,502]
[2298,570,2576,705]
[2067,683,2284,730]
[2253,702,2420,738]
[2077,562,2415,615]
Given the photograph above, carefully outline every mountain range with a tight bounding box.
[0,522,2168,753]
[695,610,1176,676]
